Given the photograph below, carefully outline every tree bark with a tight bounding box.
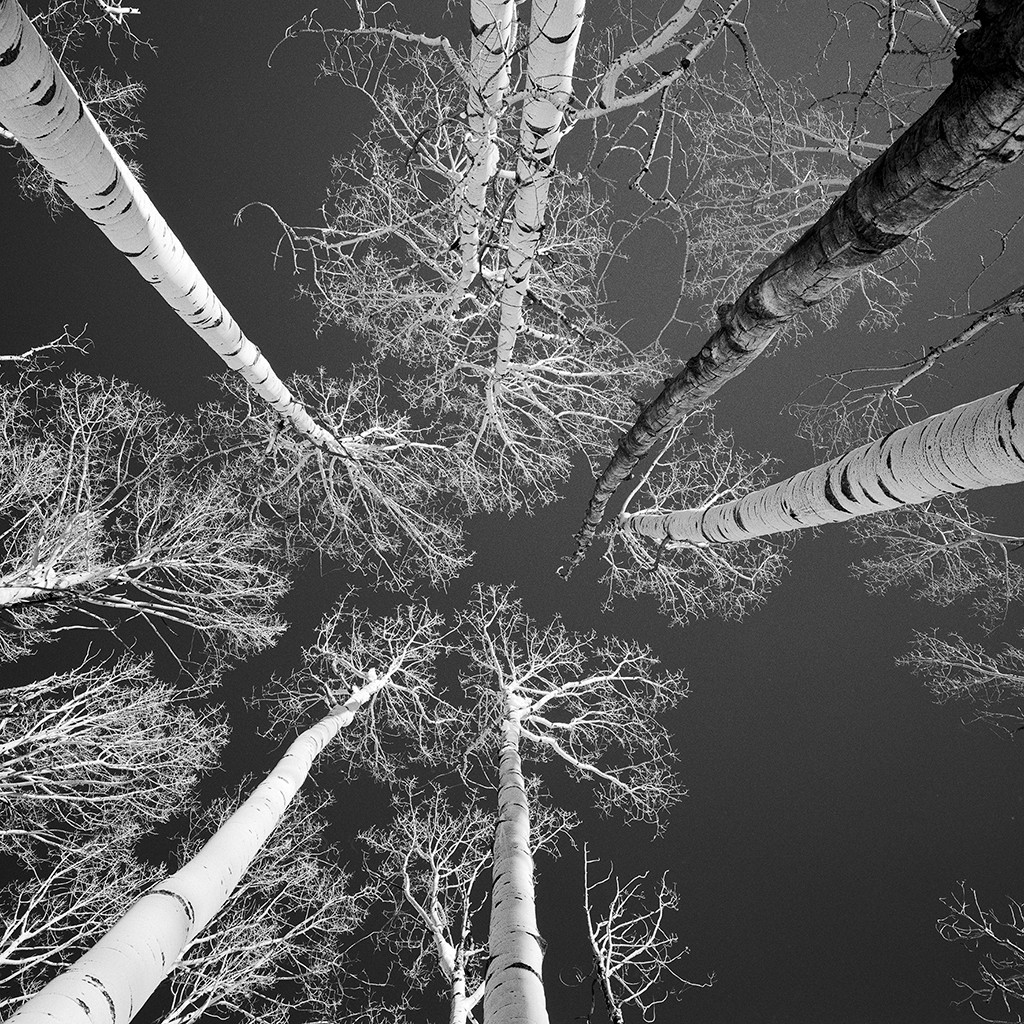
[453,0,517,304]
[567,0,1024,570]
[483,698,549,1024]
[5,681,383,1024]
[622,381,1024,546]
[0,0,345,454]
[492,0,586,380]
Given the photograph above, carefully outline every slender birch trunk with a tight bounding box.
[449,945,469,1024]
[5,677,384,1024]
[568,0,1024,569]
[0,0,344,454]
[491,0,586,381]
[453,0,517,305]
[622,381,1024,546]
[484,695,549,1024]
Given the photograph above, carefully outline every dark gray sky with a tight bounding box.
[3,2,1023,1022]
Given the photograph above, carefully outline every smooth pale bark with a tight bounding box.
[568,0,1024,570]
[623,381,1024,546]
[453,0,516,303]
[492,0,586,380]
[0,565,144,607]
[483,699,549,1024]
[5,678,384,1024]
[0,0,344,454]
[448,947,472,1024]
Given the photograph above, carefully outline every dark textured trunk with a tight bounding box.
[566,0,1024,572]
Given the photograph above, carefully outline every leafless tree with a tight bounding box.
[0,654,227,862]
[582,845,711,1024]
[202,371,473,589]
[938,883,1024,1022]
[900,630,1024,726]
[260,1,746,511]
[461,584,687,827]
[0,375,289,669]
[599,414,790,627]
[791,280,1024,457]
[0,834,158,1011]
[851,497,1024,626]
[570,4,1024,570]
[158,794,367,1024]
[4,596,452,1024]
[246,54,667,511]
[267,596,456,783]
[0,328,89,370]
[359,783,576,1024]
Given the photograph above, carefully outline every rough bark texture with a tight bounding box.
[492,0,586,379]
[624,381,1024,545]
[5,683,381,1024]
[0,0,344,453]
[567,0,1024,570]
[483,706,550,1024]
[453,0,517,302]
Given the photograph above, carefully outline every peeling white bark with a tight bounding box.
[5,679,384,1024]
[623,382,1024,545]
[492,0,586,381]
[0,0,344,454]
[484,697,550,1024]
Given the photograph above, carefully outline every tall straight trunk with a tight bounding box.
[484,700,549,1024]
[449,945,469,1024]
[453,0,517,304]
[622,381,1024,546]
[567,0,1024,570]
[0,0,344,454]
[5,680,383,1024]
[492,0,586,380]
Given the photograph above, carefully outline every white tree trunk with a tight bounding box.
[0,0,344,454]
[5,680,383,1024]
[492,0,586,380]
[623,382,1024,545]
[483,699,549,1024]
[448,946,469,1024]
[453,0,517,304]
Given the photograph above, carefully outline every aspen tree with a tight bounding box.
[602,415,789,626]
[0,0,345,452]
[359,786,575,1024]
[582,847,710,1024]
[0,656,226,862]
[901,629,1024,712]
[459,585,685,1024]
[569,0,1024,570]
[850,497,1024,626]
[269,1,737,509]
[201,371,473,590]
[158,795,365,1024]
[453,0,516,304]
[5,603,449,1024]
[0,376,287,667]
[618,381,1024,550]
[938,884,1024,1020]
[0,837,159,1010]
